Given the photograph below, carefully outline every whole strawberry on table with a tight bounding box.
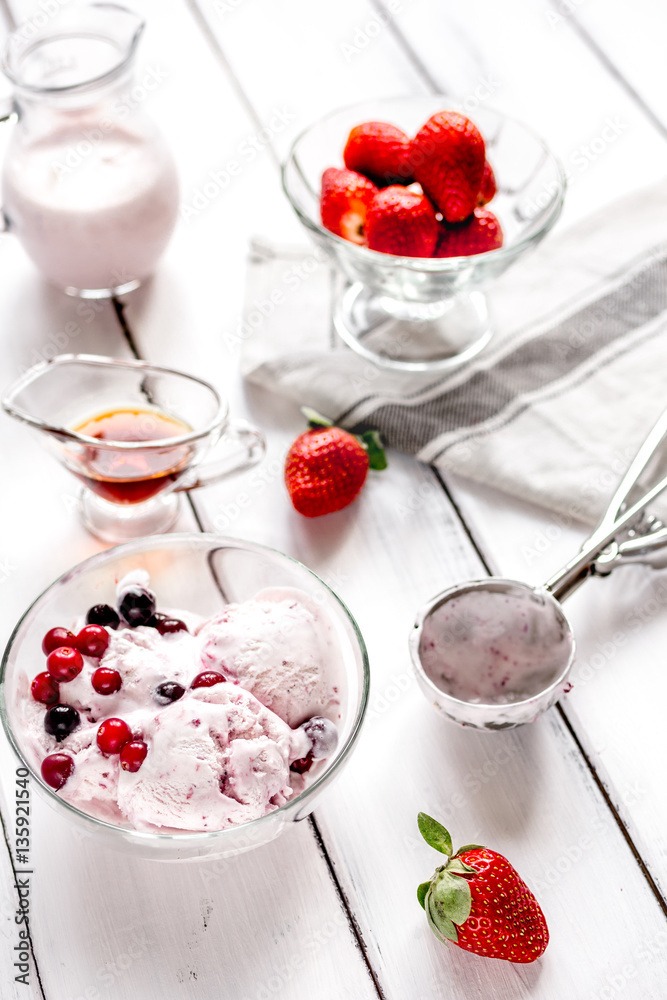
[417,812,549,963]
[285,409,386,517]
[320,111,503,259]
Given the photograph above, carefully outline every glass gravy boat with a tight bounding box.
[0,3,179,296]
[2,354,265,541]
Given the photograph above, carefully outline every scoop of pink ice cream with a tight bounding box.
[198,587,342,727]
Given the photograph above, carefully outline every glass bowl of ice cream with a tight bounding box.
[409,579,575,730]
[282,96,565,371]
[0,534,369,860]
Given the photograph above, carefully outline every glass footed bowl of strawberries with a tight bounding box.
[282,97,566,372]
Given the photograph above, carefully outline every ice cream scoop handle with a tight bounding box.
[545,469,667,602]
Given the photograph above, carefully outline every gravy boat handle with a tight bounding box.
[174,418,266,492]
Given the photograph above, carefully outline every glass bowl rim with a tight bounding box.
[2,353,230,452]
[0,532,371,843]
[281,95,567,271]
[408,577,576,716]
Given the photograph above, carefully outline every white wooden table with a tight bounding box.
[1,1,667,997]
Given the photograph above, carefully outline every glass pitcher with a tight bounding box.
[0,3,179,297]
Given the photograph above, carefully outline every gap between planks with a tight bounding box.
[544,0,667,143]
[366,0,667,922]
[0,803,47,999]
[142,0,667,959]
[109,291,387,998]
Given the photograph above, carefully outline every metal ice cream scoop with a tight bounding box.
[410,406,667,730]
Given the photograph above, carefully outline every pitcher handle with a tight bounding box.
[175,418,266,492]
[0,96,17,234]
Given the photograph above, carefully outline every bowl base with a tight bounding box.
[79,489,180,543]
[334,282,493,372]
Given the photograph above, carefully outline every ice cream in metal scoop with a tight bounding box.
[410,407,667,729]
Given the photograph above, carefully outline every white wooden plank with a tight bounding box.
[175,2,667,996]
[564,0,667,133]
[0,5,141,984]
[449,470,667,905]
[143,3,664,997]
[3,0,665,997]
[0,1,381,997]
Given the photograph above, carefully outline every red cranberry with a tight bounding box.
[290,751,314,774]
[120,740,148,772]
[191,671,226,689]
[46,646,83,682]
[76,625,109,658]
[42,627,76,656]
[41,753,74,790]
[86,604,120,629]
[156,618,188,636]
[31,671,60,705]
[91,667,122,695]
[96,718,132,754]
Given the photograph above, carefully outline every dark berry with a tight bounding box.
[31,671,60,705]
[44,704,80,742]
[156,618,188,636]
[301,717,339,759]
[120,740,148,772]
[41,753,74,790]
[118,586,156,627]
[92,667,122,695]
[76,624,110,658]
[290,751,314,774]
[42,627,76,655]
[191,671,226,689]
[96,718,132,754]
[147,612,169,628]
[154,681,185,705]
[86,604,120,629]
[46,646,83,682]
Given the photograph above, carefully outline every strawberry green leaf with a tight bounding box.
[417,812,452,856]
[425,888,458,944]
[430,871,472,926]
[417,881,431,910]
[360,430,387,470]
[300,406,333,429]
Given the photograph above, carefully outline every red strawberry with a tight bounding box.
[366,186,439,257]
[412,111,485,223]
[320,167,378,245]
[417,813,548,964]
[285,410,386,518]
[343,121,413,186]
[477,160,497,206]
[435,208,503,258]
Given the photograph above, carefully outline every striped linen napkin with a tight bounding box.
[240,180,667,526]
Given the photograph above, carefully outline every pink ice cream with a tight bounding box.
[198,588,342,728]
[419,585,573,705]
[15,576,343,833]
